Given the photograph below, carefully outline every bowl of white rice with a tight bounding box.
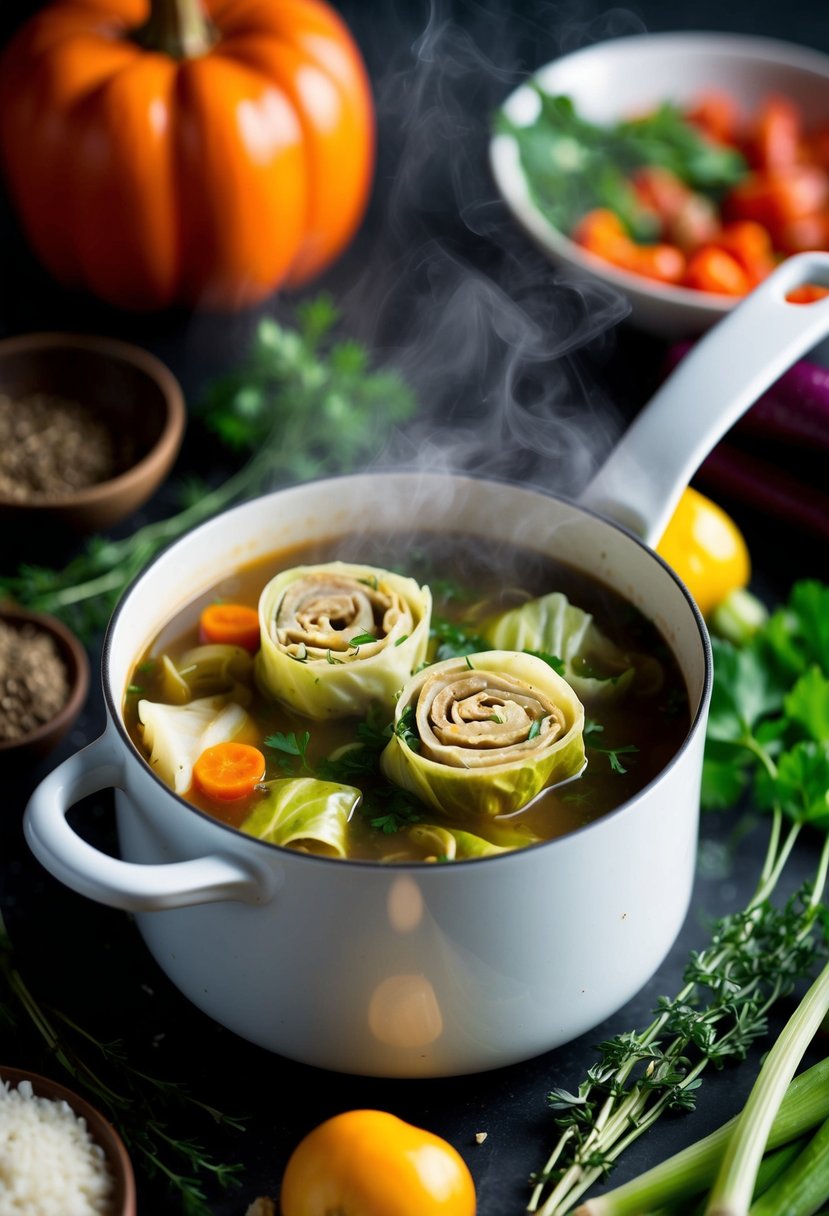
[0,1067,135,1216]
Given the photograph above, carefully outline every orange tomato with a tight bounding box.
[279,1110,477,1216]
[0,0,375,311]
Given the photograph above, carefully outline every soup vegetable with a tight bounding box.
[123,534,690,863]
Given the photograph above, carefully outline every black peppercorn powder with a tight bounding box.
[0,618,70,740]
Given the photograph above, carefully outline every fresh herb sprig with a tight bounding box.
[0,296,416,641]
[528,579,829,1216]
[265,710,424,834]
[0,912,244,1216]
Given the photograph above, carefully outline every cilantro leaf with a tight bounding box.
[707,638,787,745]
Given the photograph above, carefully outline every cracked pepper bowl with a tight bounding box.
[0,331,185,533]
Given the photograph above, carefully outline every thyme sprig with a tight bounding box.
[529,580,829,1216]
[0,296,416,641]
[0,911,244,1216]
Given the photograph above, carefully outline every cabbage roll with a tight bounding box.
[483,591,661,702]
[257,562,432,719]
[380,650,585,819]
[240,778,361,857]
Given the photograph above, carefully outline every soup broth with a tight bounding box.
[123,532,690,862]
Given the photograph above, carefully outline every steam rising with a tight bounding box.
[322,1,649,496]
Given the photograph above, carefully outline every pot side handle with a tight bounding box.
[579,250,829,546]
[23,733,278,912]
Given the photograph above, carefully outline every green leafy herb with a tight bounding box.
[430,615,490,661]
[497,89,746,239]
[528,579,829,1216]
[395,705,421,752]
[264,730,311,773]
[0,298,416,641]
[349,633,377,647]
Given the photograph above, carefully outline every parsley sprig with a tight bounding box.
[265,709,423,835]
[0,297,416,641]
[528,580,829,1216]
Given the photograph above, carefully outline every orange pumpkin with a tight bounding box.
[0,0,375,311]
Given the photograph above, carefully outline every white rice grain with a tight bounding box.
[0,1078,115,1216]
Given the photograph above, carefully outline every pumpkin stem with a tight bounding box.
[132,0,217,59]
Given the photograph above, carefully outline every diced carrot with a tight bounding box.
[685,89,741,145]
[572,208,630,253]
[725,167,829,236]
[745,94,802,172]
[193,742,266,802]
[627,242,687,284]
[683,246,752,296]
[715,220,776,284]
[785,284,829,304]
[199,602,261,652]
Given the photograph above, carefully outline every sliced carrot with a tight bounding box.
[571,208,632,260]
[627,242,686,284]
[199,602,261,652]
[715,220,776,284]
[683,246,751,296]
[785,284,829,304]
[193,742,266,802]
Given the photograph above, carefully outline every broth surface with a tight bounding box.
[123,532,690,861]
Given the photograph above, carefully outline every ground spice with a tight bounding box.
[0,618,70,741]
[0,392,128,501]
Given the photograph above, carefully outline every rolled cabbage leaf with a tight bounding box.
[257,562,432,719]
[240,778,361,858]
[483,591,661,702]
[137,696,256,794]
[380,650,585,819]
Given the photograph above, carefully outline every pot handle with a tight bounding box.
[23,731,278,912]
[579,250,829,545]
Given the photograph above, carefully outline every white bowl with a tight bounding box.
[490,32,829,337]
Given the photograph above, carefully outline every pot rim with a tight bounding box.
[102,469,713,871]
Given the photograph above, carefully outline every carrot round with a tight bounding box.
[199,602,261,652]
[193,742,266,802]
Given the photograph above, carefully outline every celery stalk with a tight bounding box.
[749,1115,829,1216]
[575,1059,829,1216]
[705,960,829,1216]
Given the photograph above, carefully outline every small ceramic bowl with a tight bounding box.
[490,32,829,337]
[0,603,90,767]
[0,1065,136,1216]
[0,331,185,531]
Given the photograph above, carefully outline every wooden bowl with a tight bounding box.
[0,331,185,532]
[0,603,90,767]
[0,1065,136,1216]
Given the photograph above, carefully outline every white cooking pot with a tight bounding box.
[24,255,829,1078]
